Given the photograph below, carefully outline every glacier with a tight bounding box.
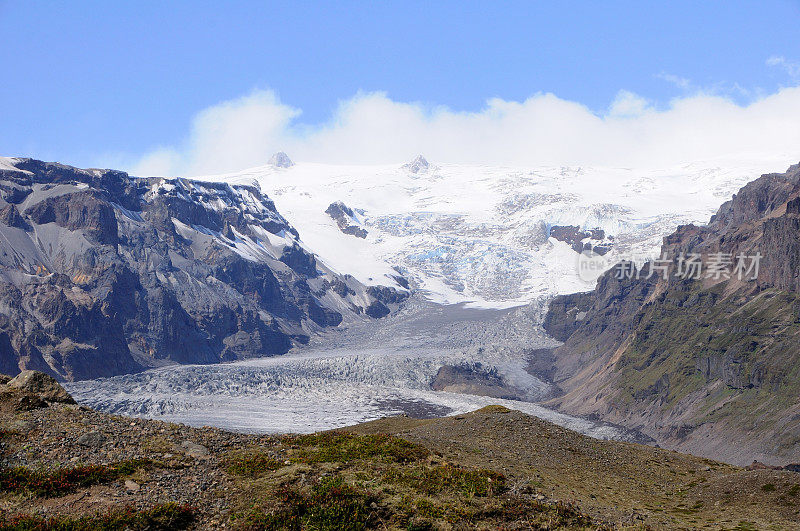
[67,156,791,441]
[68,298,633,441]
[202,157,784,307]
[66,337,632,441]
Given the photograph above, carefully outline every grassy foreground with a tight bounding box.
[1,401,799,529]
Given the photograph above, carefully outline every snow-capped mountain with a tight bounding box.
[200,155,786,308]
[0,157,407,380]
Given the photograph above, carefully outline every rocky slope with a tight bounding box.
[542,162,800,465]
[1,374,799,529]
[0,158,406,381]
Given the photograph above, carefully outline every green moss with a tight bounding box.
[0,502,194,530]
[288,432,428,464]
[405,518,433,531]
[410,498,443,519]
[239,476,376,530]
[385,465,505,497]
[0,459,152,498]
[225,450,283,478]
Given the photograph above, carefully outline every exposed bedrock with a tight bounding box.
[0,158,408,380]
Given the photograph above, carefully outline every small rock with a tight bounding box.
[7,419,34,433]
[181,440,209,458]
[124,479,140,492]
[77,431,106,447]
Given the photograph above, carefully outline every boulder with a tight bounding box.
[15,394,48,411]
[7,371,76,404]
[77,431,106,447]
[181,440,209,458]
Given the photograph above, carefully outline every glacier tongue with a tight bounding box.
[66,299,640,442]
[65,346,629,441]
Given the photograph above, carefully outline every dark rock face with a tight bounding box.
[431,363,523,400]
[0,205,29,230]
[365,300,390,319]
[367,285,410,306]
[541,291,595,342]
[25,191,118,245]
[279,243,318,276]
[325,201,368,238]
[542,162,800,465]
[363,285,411,319]
[548,225,611,255]
[390,274,410,290]
[0,158,407,381]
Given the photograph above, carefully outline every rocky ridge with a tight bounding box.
[548,225,612,255]
[401,155,431,174]
[0,158,406,381]
[542,162,800,465]
[324,201,368,238]
[268,152,294,168]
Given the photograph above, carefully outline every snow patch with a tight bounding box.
[0,157,31,174]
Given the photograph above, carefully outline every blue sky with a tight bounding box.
[2,1,800,172]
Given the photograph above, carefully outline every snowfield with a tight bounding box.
[200,157,786,308]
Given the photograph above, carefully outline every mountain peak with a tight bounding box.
[402,155,430,174]
[269,152,294,168]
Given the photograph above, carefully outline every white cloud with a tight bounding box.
[133,90,301,176]
[656,72,691,90]
[608,90,650,117]
[131,85,800,177]
[767,56,800,79]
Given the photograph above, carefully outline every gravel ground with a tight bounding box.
[1,389,799,529]
[0,399,272,526]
